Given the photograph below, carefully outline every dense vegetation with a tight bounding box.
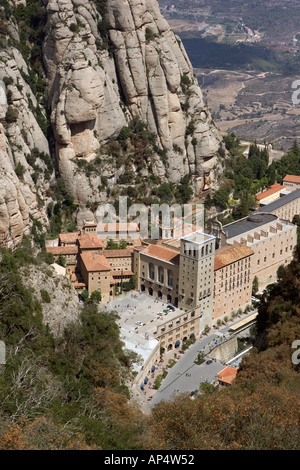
[205,137,300,225]
[0,241,143,450]
[1,236,300,449]
[99,116,194,207]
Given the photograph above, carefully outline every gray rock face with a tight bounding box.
[0,45,50,249]
[21,263,80,337]
[43,0,223,203]
[0,0,224,247]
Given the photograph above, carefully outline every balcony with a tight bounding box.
[144,276,155,284]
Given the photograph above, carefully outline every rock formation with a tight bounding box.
[0,0,224,247]
[44,0,223,203]
[0,45,50,248]
[20,263,81,336]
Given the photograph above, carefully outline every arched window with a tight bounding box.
[167,269,173,287]
[158,266,164,284]
[148,263,155,280]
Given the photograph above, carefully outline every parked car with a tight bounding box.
[135,321,144,326]
[167,304,175,311]
[206,359,213,365]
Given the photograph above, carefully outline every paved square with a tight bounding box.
[103,292,183,336]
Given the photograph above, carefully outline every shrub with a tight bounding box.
[15,162,26,179]
[145,27,157,43]
[180,74,191,87]
[3,76,13,86]
[40,289,51,303]
[90,290,102,303]
[5,105,19,123]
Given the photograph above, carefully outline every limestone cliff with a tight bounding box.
[0,0,224,247]
[44,0,223,202]
[20,262,80,336]
[0,42,50,249]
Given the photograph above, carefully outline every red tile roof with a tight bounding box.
[59,232,79,244]
[73,282,86,289]
[283,174,300,184]
[80,252,111,272]
[112,270,134,276]
[103,248,133,258]
[256,183,285,201]
[217,366,238,385]
[78,234,104,250]
[214,244,254,271]
[46,246,78,255]
[141,244,180,265]
[97,222,140,233]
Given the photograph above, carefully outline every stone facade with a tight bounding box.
[178,232,215,328]
[283,175,300,191]
[256,183,286,208]
[46,245,78,280]
[256,190,300,222]
[103,248,134,285]
[79,252,112,301]
[137,243,180,306]
[223,213,297,290]
[134,230,216,335]
[157,306,202,353]
[213,244,254,319]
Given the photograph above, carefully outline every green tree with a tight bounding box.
[252,275,259,295]
[40,289,51,303]
[57,254,66,267]
[213,188,230,210]
[90,290,102,303]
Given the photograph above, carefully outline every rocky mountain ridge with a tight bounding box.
[0,0,223,248]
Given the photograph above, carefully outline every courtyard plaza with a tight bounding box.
[102,291,185,361]
[102,291,257,410]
